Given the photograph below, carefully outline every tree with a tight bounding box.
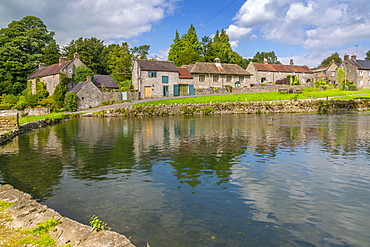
[53,74,69,109]
[336,67,347,90]
[366,50,370,61]
[63,37,106,74]
[106,43,132,82]
[64,92,77,112]
[246,51,281,64]
[41,40,60,66]
[73,65,94,84]
[0,16,56,94]
[319,52,342,67]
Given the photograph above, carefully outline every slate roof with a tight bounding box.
[178,68,193,79]
[252,63,312,73]
[183,62,251,75]
[93,75,119,88]
[137,60,179,72]
[351,59,370,70]
[28,60,71,79]
[70,81,87,93]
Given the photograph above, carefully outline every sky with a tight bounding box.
[1,0,370,67]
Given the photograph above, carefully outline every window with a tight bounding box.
[199,74,205,82]
[213,75,219,82]
[266,72,270,75]
[162,76,168,83]
[235,81,241,87]
[226,75,232,82]
[278,72,281,76]
[239,76,244,82]
[332,72,335,77]
[292,72,296,75]
[302,73,305,77]
[359,80,364,86]
[148,72,157,78]
[360,70,364,76]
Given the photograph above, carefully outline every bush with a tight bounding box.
[1,94,19,104]
[0,103,13,110]
[275,78,288,85]
[64,92,77,112]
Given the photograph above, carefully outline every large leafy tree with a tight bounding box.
[0,16,55,94]
[106,43,133,82]
[63,37,107,74]
[246,51,281,64]
[319,52,342,67]
[41,40,61,66]
[365,50,370,61]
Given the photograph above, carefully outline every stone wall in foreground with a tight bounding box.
[0,184,135,247]
[0,112,18,132]
[100,99,370,117]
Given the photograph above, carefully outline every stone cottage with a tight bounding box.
[132,60,195,98]
[311,61,340,84]
[27,53,84,95]
[246,59,313,85]
[340,54,370,88]
[93,75,120,91]
[182,58,252,89]
[70,76,102,110]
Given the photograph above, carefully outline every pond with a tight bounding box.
[1,114,370,247]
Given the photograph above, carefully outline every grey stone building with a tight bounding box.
[311,61,340,84]
[27,53,84,95]
[340,54,370,88]
[182,58,251,89]
[246,59,313,86]
[132,60,194,99]
[70,76,102,110]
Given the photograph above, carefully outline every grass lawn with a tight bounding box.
[136,88,370,106]
[19,112,80,125]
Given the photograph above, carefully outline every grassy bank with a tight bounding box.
[136,88,370,106]
[19,112,80,125]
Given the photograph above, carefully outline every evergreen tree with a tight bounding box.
[366,50,370,61]
[73,65,94,84]
[106,42,133,82]
[41,40,60,66]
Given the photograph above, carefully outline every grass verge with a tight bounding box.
[19,113,81,125]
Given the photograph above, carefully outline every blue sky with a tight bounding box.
[1,0,370,67]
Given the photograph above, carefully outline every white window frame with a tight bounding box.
[360,70,364,76]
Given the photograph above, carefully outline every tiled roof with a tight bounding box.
[252,63,312,73]
[93,75,119,88]
[137,60,179,72]
[70,81,86,93]
[28,61,71,79]
[184,62,251,75]
[351,59,370,70]
[178,68,193,79]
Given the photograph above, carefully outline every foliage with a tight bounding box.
[275,78,288,85]
[118,80,135,92]
[366,50,370,61]
[246,51,281,64]
[336,68,347,90]
[64,92,77,112]
[73,64,93,84]
[319,52,342,67]
[0,201,15,212]
[89,215,108,231]
[20,218,59,246]
[286,75,297,85]
[0,16,55,95]
[53,74,69,109]
[36,78,49,98]
[1,94,19,104]
[293,76,300,85]
[14,92,39,110]
[41,39,60,66]
[19,112,79,125]
[314,79,330,90]
[106,43,132,82]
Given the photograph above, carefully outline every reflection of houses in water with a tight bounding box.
[0,137,19,154]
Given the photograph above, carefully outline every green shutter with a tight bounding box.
[189,84,195,95]
[173,84,179,96]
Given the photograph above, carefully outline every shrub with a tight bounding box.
[275,78,288,85]
[0,103,13,110]
[53,74,69,109]
[64,92,78,112]
[1,94,19,104]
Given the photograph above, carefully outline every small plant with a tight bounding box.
[89,215,108,231]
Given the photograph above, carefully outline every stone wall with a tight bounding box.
[0,184,135,247]
[24,107,50,116]
[195,85,305,95]
[0,112,18,131]
[102,99,370,117]
[102,92,122,102]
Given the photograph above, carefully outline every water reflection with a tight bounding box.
[0,113,370,246]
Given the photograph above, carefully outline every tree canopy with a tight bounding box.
[246,51,281,65]
[319,52,342,67]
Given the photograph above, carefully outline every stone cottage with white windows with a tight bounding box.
[340,54,370,88]
[246,59,313,85]
[182,58,251,89]
[132,60,195,98]
[311,61,340,84]
[27,53,84,95]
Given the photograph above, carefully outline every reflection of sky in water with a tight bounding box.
[1,113,370,246]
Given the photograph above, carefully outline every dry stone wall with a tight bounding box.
[0,112,18,131]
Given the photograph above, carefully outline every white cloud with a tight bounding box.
[0,0,179,46]
[229,0,370,54]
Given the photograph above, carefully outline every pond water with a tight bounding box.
[1,114,370,247]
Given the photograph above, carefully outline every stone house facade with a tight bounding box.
[311,62,339,84]
[182,58,252,89]
[27,53,84,95]
[71,76,102,110]
[246,59,313,86]
[340,54,370,88]
[132,60,194,98]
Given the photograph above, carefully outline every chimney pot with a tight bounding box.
[86,76,91,82]
[59,57,67,65]
[344,54,349,61]
[38,63,46,69]
[351,54,356,60]
[74,52,80,59]
[290,59,294,66]
[264,58,268,64]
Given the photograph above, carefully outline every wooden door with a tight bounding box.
[144,86,151,98]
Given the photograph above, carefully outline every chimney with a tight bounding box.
[351,54,356,60]
[74,52,80,59]
[86,76,92,82]
[59,56,67,65]
[263,58,268,64]
[344,54,349,61]
[214,58,221,66]
[290,59,294,66]
[38,63,46,69]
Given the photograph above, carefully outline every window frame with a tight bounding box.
[148,72,157,78]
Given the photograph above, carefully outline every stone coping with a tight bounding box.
[0,184,135,247]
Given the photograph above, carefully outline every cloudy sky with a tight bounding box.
[1,0,370,67]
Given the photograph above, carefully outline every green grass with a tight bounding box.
[19,113,80,125]
[136,88,370,106]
